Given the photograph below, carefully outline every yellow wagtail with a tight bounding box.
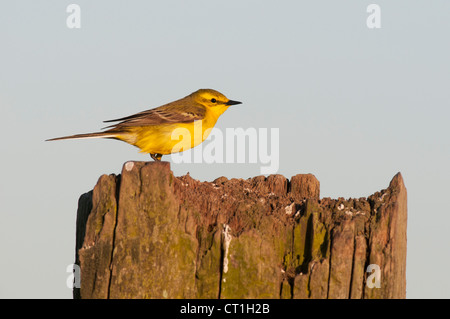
[47,89,242,161]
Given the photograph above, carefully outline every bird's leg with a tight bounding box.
[150,153,163,161]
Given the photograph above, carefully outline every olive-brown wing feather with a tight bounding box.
[103,102,206,129]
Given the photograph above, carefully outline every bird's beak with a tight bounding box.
[226,100,242,106]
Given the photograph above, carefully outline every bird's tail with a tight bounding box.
[46,131,117,142]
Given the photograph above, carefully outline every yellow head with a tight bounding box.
[190,89,242,112]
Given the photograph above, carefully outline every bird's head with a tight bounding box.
[191,89,242,110]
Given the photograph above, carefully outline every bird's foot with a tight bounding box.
[150,153,163,161]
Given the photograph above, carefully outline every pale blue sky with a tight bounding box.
[1,1,449,298]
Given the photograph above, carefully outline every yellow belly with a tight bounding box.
[116,118,216,155]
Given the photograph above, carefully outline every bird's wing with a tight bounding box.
[103,101,206,128]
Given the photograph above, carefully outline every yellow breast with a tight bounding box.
[118,112,219,155]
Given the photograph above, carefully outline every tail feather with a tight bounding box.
[46,132,117,141]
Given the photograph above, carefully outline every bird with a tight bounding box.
[46,89,242,161]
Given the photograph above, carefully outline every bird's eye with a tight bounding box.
[211,98,217,103]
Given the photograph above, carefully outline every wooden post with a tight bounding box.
[74,161,407,299]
